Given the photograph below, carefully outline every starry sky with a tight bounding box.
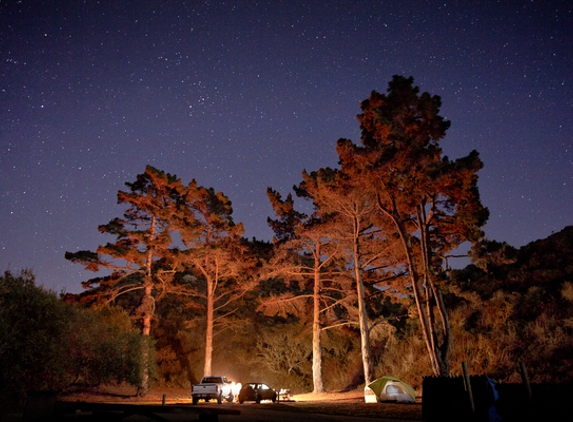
[1,1,572,294]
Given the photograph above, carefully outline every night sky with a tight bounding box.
[1,1,572,294]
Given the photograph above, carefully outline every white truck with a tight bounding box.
[191,376,239,404]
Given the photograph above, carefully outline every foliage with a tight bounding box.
[374,320,431,392]
[0,270,145,410]
[374,226,573,387]
[66,305,148,388]
[264,187,354,392]
[320,328,363,391]
[173,180,260,376]
[447,226,573,382]
[334,75,489,376]
[66,166,181,299]
[151,290,203,387]
[67,166,261,389]
[66,165,184,394]
[251,324,313,392]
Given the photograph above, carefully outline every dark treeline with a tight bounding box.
[2,76,571,408]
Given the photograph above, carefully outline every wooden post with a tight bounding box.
[519,362,532,400]
[162,394,166,406]
[462,362,475,413]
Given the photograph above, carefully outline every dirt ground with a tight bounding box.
[60,385,369,403]
[57,385,423,420]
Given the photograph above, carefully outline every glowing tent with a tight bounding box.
[364,376,416,403]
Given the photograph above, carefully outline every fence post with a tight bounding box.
[462,362,475,414]
[519,362,532,400]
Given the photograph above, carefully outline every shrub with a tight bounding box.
[0,270,146,410]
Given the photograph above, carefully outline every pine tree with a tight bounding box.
[66,165,182,394]
[173,180,258,377]
[293,167,395,384]
[337,76,489,376]
[264,188,344,392]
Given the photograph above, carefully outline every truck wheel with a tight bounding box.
[192,397,198,405]
[217,393,223,404]
[226,394,235,403]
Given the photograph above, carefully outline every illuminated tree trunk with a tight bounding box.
[353,217,374,384]
[139,284,153,396]
[393,212,441,375]
[416,203,450,376]
[176,183,253,379]
[312,247,325,393]
[266,188,328,393]
[381,200,450,376]
[204,274,214,376]
[139,216,157,395]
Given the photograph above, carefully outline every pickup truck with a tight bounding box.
[191,376,239,404]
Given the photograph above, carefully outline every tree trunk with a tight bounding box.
[435,287,451,375]
[312,255,325,393]
[139,217,156,396]
[204,275,214,376]
[139,284,153,396]
[417,204,451,376]
[355,261,373,383]
[387,204,443,376]
[352,219,374,383]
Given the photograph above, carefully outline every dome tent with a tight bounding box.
[364,376,416,403]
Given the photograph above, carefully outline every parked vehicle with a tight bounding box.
[191,376,239,404]
[238,383,277,404]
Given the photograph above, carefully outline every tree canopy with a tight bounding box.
[66,166,260,392]
[336,75,489,376]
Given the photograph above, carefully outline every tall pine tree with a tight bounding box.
[337,76,489,376]
[66,165,182,394]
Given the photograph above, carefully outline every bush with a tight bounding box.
[0,270,146,410]
[66,305,147,388]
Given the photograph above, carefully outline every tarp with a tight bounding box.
[365,376,416,403]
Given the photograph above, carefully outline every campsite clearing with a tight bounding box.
[50,387,423,421]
